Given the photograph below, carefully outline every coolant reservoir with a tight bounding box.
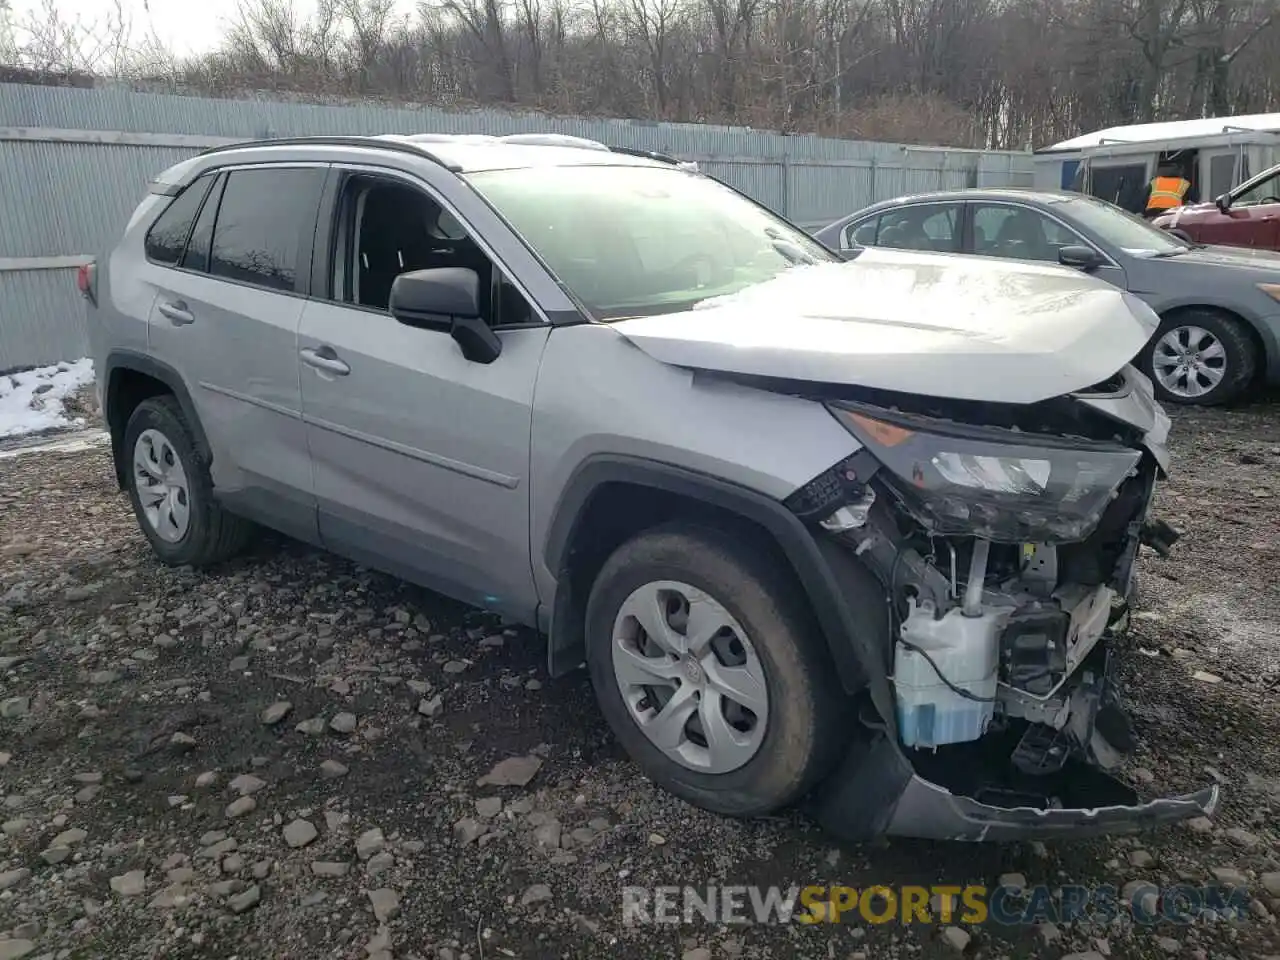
[894,600,1007,749]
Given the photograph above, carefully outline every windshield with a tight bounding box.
[466,165,838,319]
[1058,194,1188,257]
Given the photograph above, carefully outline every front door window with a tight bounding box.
[971,204,1082,262]
[1232,168,1280,207]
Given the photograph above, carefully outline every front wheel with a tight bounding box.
[1140,311,1257,406]
[584,523,848,817]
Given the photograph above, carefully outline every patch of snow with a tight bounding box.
[0,429,108,460]
[0,358,95,439]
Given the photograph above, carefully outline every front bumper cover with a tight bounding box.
[810,729,1220,842]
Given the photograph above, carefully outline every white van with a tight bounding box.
[1034,113,1280,213]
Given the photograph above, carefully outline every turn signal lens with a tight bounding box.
[837,410,914,447]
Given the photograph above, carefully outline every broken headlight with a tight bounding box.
[827,403,1141,543]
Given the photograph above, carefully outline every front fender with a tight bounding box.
[542,454,899,738]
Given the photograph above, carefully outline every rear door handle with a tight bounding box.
[300,346,350,376]
[158,300,194,325]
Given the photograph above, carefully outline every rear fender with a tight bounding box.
[103,350,208,489]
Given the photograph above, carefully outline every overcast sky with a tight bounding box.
[8,0,229,56]
[8,0,413,58]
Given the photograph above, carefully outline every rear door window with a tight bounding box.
[145,175,215,266]
[208,167,327,294]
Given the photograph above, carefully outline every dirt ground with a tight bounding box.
[1,396,1279,960]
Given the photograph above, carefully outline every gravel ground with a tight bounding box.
[2,398,1279,960]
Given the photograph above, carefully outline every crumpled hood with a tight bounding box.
[612,249,1159,404]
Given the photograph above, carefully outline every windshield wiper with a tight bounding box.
[762,229,819,265]
[770,239,818,265]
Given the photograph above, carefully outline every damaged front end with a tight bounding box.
[790,366,1219,840]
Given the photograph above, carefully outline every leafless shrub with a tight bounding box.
[4,0,1280,148]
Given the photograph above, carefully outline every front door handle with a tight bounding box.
[300,346,350,376]
[158,300,194,325]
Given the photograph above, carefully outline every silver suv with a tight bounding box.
[84,132,1218,841]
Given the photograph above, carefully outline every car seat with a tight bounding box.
[358,186,437,309]
[993,212,1048,260]
[879,223,907,248]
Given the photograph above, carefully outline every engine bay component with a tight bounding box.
[894,597,1007,748]
[999,608,1068,697]
[792,376,1218,839]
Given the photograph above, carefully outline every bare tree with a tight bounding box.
[6,0,1280,149]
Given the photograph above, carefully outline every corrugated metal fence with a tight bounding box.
[0,82,1035,370]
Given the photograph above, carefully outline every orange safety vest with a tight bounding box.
[1146,176,1191,211]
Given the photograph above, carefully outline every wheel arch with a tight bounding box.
[542,455,887,706]
[104,350,208,489]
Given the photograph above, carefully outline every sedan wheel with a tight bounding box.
[1140,311,1256,406]
[1151,325,1226,401]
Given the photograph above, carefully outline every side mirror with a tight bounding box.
[1215,193,1232,214]
[389,267,502,364]
[1058,245,1103,272]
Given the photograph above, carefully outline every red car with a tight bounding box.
[1153,161,1280,249]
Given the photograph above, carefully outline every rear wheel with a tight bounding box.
[585,523,848,816]
[124,396,252,566]
[1140,310,1257,406]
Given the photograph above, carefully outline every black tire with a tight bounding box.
[123,395,252,566]
[584,522,849,817]
[1139,310,1257,406]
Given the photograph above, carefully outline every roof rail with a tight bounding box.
[194,132,697,172]
[499,133,610,151]
[387,133,500,144]
[196,134,463,171]
[606,145,679,164]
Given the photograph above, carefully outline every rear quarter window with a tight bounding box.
[843,216,880,249]
[144,176,215,266]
